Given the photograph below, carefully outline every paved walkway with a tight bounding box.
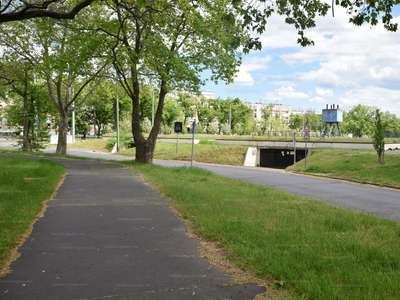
[0,154,265,299]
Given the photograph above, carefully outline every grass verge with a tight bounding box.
[0,155,66,275]
[123,160,400,300]
[118,141,248,166]
[287,149,400,187]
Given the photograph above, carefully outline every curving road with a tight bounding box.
[1,138,400,222]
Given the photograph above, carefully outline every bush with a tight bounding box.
[106,130,132,150]
[141,117,152,133]
[207,123,218,134]
[233,123,243,135]
[220,122,231,135]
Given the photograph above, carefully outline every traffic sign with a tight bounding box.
[303,134,310,140]
[46,118,52,124]
[47,113,51,117]
[303,124,310,133]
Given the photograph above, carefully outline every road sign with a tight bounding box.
[303,124,310,133]
[46,118,52,124]
[303,134,310,140]
[47,113,51,117]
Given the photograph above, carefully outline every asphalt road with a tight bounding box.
[1,138,400,222]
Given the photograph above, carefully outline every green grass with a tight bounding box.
[0,155,66,271]
[118,142,248,166]
[123,161,400,299]
[287,149,400,187]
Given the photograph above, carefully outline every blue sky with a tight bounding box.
[202,5,400,116]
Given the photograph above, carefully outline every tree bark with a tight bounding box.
[132,84,167,164]
[22,93,32,152]
[56,112,69,154]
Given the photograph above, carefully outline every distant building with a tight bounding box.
[167,90,214,100]
[243,102,292,125]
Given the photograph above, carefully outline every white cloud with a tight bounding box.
[315,87,334,97]
[233,56,273,86]
[309,97,327,103]
[277,86,309,99]
[233,68,254,86]
[263,86,309,101]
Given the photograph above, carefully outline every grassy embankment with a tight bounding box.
[123,160,400,300]
[287,149,400,187]
[63,139,248,166]
[0,155,66,274]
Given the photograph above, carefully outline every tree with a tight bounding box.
[236,0,400,49]
[0,59,54,151]
[304,110,322,132]
[373,109,385,164]
[0,6,111,154]
[100,0,246,164]
[0,0,95,23]
[289,114,303,131]
[261,103,275,132]
[178,93,195,126]
[343,104,376,137]
[161,100,180,134]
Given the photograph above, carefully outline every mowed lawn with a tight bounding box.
[124,161,400,300]
[0,155,66,274]
[287,149,400,187]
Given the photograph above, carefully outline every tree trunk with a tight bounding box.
[56,113,69,154]
[135,139,155,164]
[133,85,167,164]
[22,94,31,151]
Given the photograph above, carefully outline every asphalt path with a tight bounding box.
[0,152,265,299]
[1,138,400,222]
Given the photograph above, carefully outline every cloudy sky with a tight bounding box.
[202,5,400,116]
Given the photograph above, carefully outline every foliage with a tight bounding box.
[141,117,152,134]
[343,104,376,137]
[233,123,243,135]
[373,109,386,164]
[220,122,231,135]
[207,122,219,134]
[106,129,132,150]
[100,0,247,164]
[304,110,322,132]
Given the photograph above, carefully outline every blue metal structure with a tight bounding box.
[321,104,343,137]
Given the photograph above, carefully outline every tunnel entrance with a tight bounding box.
[259,148,306,169]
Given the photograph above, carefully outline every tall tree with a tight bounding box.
[0,6,111,154]
[100,0,246,164]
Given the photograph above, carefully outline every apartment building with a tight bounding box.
[243,102,292,125]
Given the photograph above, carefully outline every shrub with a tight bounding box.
[207,123,218,134]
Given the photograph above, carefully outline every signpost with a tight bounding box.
[303,124,310,168]
[46,118,52,124]
[293,132,296,164]
[174,122,182,154]
[191,120,196,167]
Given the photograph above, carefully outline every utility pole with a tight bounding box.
[191,119,196,167]
[116,84,120,152]
[72,86,75,142]
[229,103,232,131]
[152,84,154,127]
